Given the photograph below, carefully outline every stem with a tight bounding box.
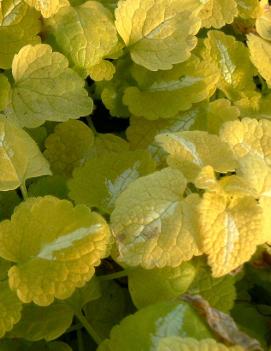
[98,270,128,281]
[75,311,102,345]
[20,183,28,200]
[66,323,83,333]
[77,328,84,351]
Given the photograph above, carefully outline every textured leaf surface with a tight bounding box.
[123,55,219,119]
[111,168,202,268]
[220,118,271,165]
[68,150,156,214]
[205,31,255,100]
[44,120,95,177]
[247,33,271,87]
[0,0,41,68]
[200,0,238,28]
[156,131,236,181]
[46,1,118,75]
[0,116,51,191]
[0,75,11,111]
[199,192,262,277]
[115,0,201,70]
[0,196,110,305]
[7,44,93,128]
[98,301,212,351]
[24,0,68,17]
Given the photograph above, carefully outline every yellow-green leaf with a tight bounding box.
[0,196,110,306]
[24,0,69,18]
[199,191,263,277]
[0,0,41,69]
[0,74,11,111]
[6,44,93,128]
[46,1,118,76]
[44,120,95,177]
[200,0,238,29]
[0,116,51,191]
[156,131,237,182]
[115,0,202,70]
[111,168,202,269]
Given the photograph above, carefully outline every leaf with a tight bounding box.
[157,337,243,351]
[28,175,68,199]
[24,0,69,18]
[200,0,238,28]
[88,60,116,81]
[9,302,73,341]
[199,191,263,277]
[156,131,237,182]
[88,133,129,159]
[247,33,271,87]
[0,281,22,338]
[111,168,202,269]
[44,120,95,177]
[6,44,93,128]
[205,31,255,100]
[68,150,156,214]
[236,0,261,19]
[183,295,262,351]
[0,74,11,111]
[0,196,110,306]
[46,1,119,76]
[84,280,134,339]
[192,99,240,135]
[256,4,271,40]
[115,0,202,71]
[0,0,41,69]
[128,262,197,309]
[123,54,219,119]
[97,301,212,351]
[188,258,236,312]
[219,118,271,165]
[0,116,51,191]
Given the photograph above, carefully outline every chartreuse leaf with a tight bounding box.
[9,302,73,341]
[88,133,129,159]
[205,31,255,100]
[199,0,238,28]
[44,120,95,177]
[111,168,202,269]
[188,258,236,312]
[192,99,240,134]
[0,281,22,338]
[0,116,51,191]
[128,262,197,309]
[0,75,11,111]
[0,196,110,306]
[84,280,134,339]
[46,1,119,78]
[256,3,271,40]
[115,0,202,71]
[6,44,93,128]
[0,0,41,69]
[123,54,219,119]
[156,131,236,182]
[157,337,243,351]
[236,0,261,19]
[24,0,69,18]
[247,33,271,87]
[219,118,271,164]
[98,301,212,351]
[199,191,263,277]
[68,150,156,214]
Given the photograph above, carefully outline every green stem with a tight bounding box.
[66,323,83,333]
[20,183,28,200]
[75,311,102,345]
[77,328,84,351]
[98,270,129,281]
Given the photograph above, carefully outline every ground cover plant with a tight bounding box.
[1,0,271,350]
